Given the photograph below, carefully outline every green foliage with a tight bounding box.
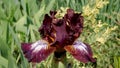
[0,0,120,68]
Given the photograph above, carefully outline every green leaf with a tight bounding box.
[34,6,45,26]
[9,24,28,68]
[45,0,55,13]
[30,29,36,42]
[15,15,27,33]
[58,62,65,68]
[114,56,120,68]
[0,56,8,68]
[0,37,9,59]
[8,54,17,68]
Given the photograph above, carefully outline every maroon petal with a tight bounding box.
[21,43,32,54]
[51,19,69,47]
[38,11,57,43]
[64,9,84,38]
[38,14,52,38]
[39,10,57,38]
[50,11,57,18]
[66,9,74,19]
[64,40,96,63]
[21,40,56,63]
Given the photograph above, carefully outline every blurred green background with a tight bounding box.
[0,0,120,68]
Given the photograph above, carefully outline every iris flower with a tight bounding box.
[21,9,96,64]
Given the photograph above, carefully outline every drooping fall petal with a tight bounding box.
[21,40,55,63]
[64,40,96,63]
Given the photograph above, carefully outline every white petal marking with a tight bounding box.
[31,40,48,53]
[74,40,88,53]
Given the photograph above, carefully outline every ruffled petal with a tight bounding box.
[38,14,52,38]
[64,9,84,44]
[50,11,57,18]
[21,40,56,63]
[64,40,96,63]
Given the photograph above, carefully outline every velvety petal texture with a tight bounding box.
[38,11,57,39]
[21,40,55,63]
[64,40,96,63]
[65,9,84,45]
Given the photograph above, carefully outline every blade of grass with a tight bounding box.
[45,0,55,13]
[9,24,28,68]
[0,56,8,68]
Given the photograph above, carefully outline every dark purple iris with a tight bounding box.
[21,9,96,64]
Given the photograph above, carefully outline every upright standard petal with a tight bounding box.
[21,40,55,63]
[64,40,96,63]
[64,9,84,44]
[38,14,53,38]
[38,12,57,43]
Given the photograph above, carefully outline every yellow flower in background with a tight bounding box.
[83,5,91,16]
[96,0,109,9]
[97,20,103,27]
[96,37,105,44]
[55,7,68,18]
[96,26,117,44]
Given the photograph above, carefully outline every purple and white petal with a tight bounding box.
[21,40,55,63]
[64,40,96,63]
